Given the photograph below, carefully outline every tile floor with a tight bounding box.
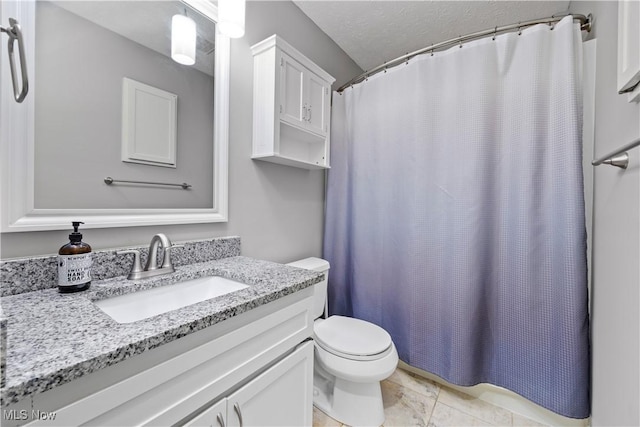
[312,368,547,427]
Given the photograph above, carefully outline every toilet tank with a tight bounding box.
[286,257,330,319]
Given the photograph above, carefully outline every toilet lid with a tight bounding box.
[314,316,392,358]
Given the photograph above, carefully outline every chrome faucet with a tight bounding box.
[117,234,183,280]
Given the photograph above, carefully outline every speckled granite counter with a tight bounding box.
[0,256,322,406]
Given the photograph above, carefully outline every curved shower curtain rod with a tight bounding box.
[336,13,592,93]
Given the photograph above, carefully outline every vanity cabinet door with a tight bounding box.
[184,399,227,427]
[226,341,313,427]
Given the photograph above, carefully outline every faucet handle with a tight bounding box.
[161,244,184,269]
[116,250,143,279]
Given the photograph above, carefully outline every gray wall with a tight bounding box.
[0,1,362,260]
[570,2,640,425]
[35,2,215,209]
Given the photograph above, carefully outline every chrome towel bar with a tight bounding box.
[592,137,640,170]
[104,177,192,190]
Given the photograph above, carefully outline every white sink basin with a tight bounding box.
[95,276,250,323]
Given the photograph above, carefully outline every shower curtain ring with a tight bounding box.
[518,23,522,35]
[431,43,434,56]
[459,37,463,48]
[492,26,497,40]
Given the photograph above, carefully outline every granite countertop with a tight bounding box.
[0,256,322,406]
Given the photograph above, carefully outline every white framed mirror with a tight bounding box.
[0,0,229,232]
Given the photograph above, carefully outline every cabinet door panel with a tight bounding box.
[280,54,306,127]
[184,399,226,427]
[306,73,328,136]
[227,342,313,427]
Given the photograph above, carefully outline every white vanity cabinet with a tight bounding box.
[252,35,335,170]
[185,398,227,427]
[17,289,314,427]
[186,342,313,427]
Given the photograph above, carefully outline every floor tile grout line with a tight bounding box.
[427,384,443,425]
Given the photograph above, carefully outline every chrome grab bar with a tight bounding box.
[1,18,29,103]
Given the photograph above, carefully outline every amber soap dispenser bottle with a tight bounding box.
[58,221,92,293]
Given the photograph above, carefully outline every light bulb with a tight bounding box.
[171,14,196,65]
[218,0,245,38]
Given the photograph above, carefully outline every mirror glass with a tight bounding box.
[34,1,216,209]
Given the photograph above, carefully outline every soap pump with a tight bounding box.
[57,221,92,293]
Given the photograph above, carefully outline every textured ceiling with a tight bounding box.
[294,1,572,71]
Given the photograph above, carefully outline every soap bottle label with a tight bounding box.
[58,253,92,286]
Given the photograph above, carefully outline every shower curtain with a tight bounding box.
[324,16,589,418]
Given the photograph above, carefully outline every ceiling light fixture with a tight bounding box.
[218,0,245,38]
[171,13,196,65]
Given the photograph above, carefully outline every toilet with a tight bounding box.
[287,257,398,427]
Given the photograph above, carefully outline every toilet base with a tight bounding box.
[313,366,385,427]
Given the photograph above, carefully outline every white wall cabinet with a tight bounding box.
[617,0,640,102]
[280,53,330,137]
[186,342,313,427]
[252,35,335,170]
[7,289,315,427]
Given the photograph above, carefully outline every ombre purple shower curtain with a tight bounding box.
[324,17,590,418]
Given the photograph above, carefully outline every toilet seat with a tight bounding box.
[314,338,399,384]
[314,315,393,361]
